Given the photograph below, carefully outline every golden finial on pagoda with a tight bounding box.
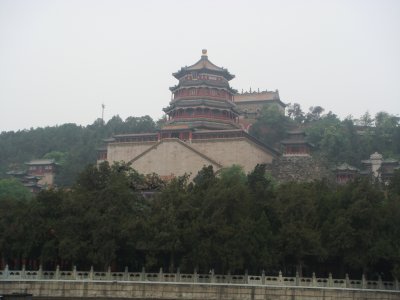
[202,49,208,56]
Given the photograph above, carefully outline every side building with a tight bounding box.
[334,152,400,184]
[7,159,57,193]
[265,130,333,183]
[235,89,286,132]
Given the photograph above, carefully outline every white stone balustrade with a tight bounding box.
[0,265,398,291]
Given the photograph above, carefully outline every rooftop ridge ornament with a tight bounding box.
[202,49,208,56]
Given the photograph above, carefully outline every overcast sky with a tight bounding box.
[0,0,399,132]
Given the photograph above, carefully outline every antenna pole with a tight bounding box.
[101,103,105,123]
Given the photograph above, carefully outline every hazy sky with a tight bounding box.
[0,0,399,132]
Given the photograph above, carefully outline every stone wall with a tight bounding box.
[1,281,399,300]
[266,156,334,183]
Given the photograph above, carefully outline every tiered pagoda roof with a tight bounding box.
[164,49,240,131]
[172,49,235,80]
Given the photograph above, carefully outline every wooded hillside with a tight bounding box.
[1,106,398,186]
[0,115,159,186]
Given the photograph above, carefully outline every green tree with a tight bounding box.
[373,112,399,157]
[43,151,67,165]
[357,111,374,127]
[274,182,325,276]
[250,105,293,148]
[388,170,400,196]
[191,166,256,272]
[145,175,191,271]
[24,189,66,265]
[0,178,32,200]
[287,103,305,123]
[305,106,325,123]
[0,196,28,267]
[323,179,387,275]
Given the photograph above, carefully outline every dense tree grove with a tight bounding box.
[1,162,400,280]
[251,105,400,166]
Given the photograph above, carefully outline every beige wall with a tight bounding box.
[130,139,221,178]
[235,91,278,101]
[236,101,285,114]
[191,138,274,173]
[38,173,54,186]
[105,137,275,177]
[107,141,156,164]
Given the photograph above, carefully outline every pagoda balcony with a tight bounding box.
[168,115,238,123]
[172,94,234,102]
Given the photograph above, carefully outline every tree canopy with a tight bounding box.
[1,163,399,280]
[251,104,399,166]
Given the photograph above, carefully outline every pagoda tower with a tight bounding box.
[99,50,279,179]
[163,49,240,132]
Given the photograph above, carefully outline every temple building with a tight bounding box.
[235,89,285,118]
[7,159,57,193]
[360,152,400,183]
[234,89,286,132]
[333,152,400,185]
[281,130,313,157]
[25,159,57,187]
[334,163,359,185]
[264,130,332,183]
[164,49,240,131]
[98,50,279,178]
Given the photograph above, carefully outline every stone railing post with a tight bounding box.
[55,265,60,280]
[89,266,94,280]
[245,269,249,284]
[378,275,383,290]
[38,264,43,280]
[395,278,399,290]
[328,273,333,287]
[159,267,164,282]
[362,274,367,289]
[345,273,350,288]
[21,264,26,279]
[210,269,215,283]
[107,266,111,280]
[295,271,300,286]
[312,272,317,287]
[72,265,77,280]
[261,270,265,285]
[177,267,180,282]
[4,264,9,279]
[278,270,283,285]
[193,268,198,283]
[226,270,231,284]
[141,266,146,281]
[124,266,128,281]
